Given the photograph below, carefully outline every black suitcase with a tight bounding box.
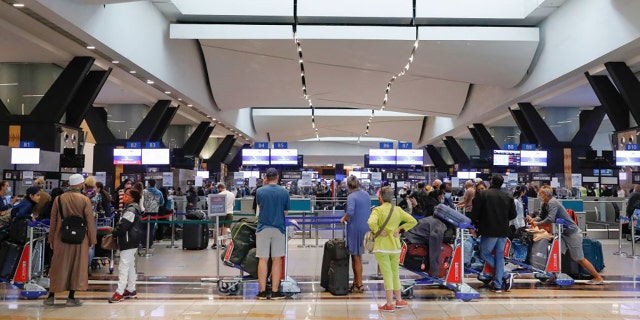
[8,218,29,245]
[561,252,581,278]
[320,239,348,289]
[327,259,349,296]
[0,241,23,279]
[182,223,209,250]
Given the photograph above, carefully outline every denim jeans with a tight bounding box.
[479,236,507,289]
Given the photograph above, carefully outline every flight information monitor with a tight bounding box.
[396,149,424,166]
[493,150,521,166]
[521,150,548,167]
[242,149,270,166]
[11,148,40,165]
[616,150,640,166]
[113,149,142,165]
[369,149,396,165]
[269,149,298,165]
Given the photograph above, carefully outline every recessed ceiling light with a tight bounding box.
[177,98,182,101]
[164,91,171,94]
[212,118,216,121]
[187,104,193,107]
[13,3,25,8]
[86,45,95,50]
[146,80,154,84]
[129,70,136,74]
[111,60,119,64]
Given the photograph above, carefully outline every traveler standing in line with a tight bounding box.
[212,182,235,249]
[11,186,40,219]
[142,179,164,250]
[368,186,417,312]
[470,175,516,293]
[109,188,143,303]
[255,168,290,300]
[527,185,604,285]
[94,182,113,217]
[456,180,476,215]
[45,174,96,307]
[339,175,371,293]
[116,179,132,212]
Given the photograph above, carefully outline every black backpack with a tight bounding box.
[58,197,87,244]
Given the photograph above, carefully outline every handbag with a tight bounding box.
[407,243,428,257]
[58,196,88,244]
[101,233,118,250]
[363,205,394,253]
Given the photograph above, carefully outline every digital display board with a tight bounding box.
[369,149,396,165]
[11,148,40,165]
[616,150,640,166]
[493,150,521,166]
[242,149,270,166]
[269,149,298,165]
[113,149,142,165]
[520,150,548,167]
[141,148,170,165]
[396,149,423,166]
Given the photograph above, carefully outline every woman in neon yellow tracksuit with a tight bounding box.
[368,186,417,313]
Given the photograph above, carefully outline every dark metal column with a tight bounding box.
[182,122,213,155]
[468,126,486,150]
[129,100,172,143]
[517,102,560,148]
[604,62,640,124]
[443,136,470,166]
[585,72,630,131]
[206,135,237,173]
[84,107,117,144]
[65,70,111,128]
[227,144,250,172]
[30,56,95,123]
[149,107,178,143]
[571,106,606,147]
[509,108,538,145]
[425,145,449,172]
[472,123,500,150]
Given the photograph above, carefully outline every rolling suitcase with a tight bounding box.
[182,223,209,250]
[320,238,348,289]
[0,241,23,279]
[431,243,453,278]
[561,252,581,278]
[326,259,349,296]
[434,204,472,227]
[580,238,604,275]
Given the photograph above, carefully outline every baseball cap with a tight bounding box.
[265,167,278,179]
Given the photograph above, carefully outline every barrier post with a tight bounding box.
[141,218,153,257]
[613,216,628,256]
[629,215,640,259]
[166,213,178,249]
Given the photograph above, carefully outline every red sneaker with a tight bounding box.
[108,292,124,303]
[395,300,409,309]
[378,304,395,313]
[123,290,137,299]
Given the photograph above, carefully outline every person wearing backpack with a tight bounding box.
[108,188,142,303]
[45,174,97,307]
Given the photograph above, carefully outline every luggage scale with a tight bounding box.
[400,223,480,302]
[475,219,574,287]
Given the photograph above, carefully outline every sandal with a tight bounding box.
[349,284,365,293]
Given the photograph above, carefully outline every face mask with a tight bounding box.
[6,187,11,195]
[439,198,445,204]
[445,192,452,199]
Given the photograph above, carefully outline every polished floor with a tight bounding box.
[2,234,640,319]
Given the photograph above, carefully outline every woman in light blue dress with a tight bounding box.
[340,175,372,293]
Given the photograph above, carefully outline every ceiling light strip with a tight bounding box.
[293,27,319,140]
[363,28,419,138]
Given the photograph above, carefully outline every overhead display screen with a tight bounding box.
[616,150,640,166]
[113,148,142,165]
[11,148,40,165]
[396,149,423,166]
[269,149,298,165]
[369,149,396,165]
[141,148,170,165]
[242,149,270,166]
[521,150,548,167]
[493,150,521,166]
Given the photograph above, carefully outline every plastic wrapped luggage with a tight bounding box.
[510,239,528,262]
[434,204,472,228]
[222,219,257,266]
[8,218,29,245]
[528,238,549,270]
[320,239,349,295]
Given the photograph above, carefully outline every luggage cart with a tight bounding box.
[476,219,574,287]
[92,215,115,273]
[217,219,301,297]
[12,220,50,299]
[399,224,480,302]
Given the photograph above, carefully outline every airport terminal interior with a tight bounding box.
[4,0,640,319]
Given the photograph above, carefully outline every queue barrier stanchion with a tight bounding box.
[614,216,629,256]
[629,214,640,259]
[166,212,181,249]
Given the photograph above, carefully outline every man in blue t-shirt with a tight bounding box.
[255,168,290,300]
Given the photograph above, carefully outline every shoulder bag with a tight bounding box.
[363,205,394,253]
[101,233,118,250]
[58,196,88,244]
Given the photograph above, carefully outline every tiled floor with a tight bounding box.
[2,236,640,319]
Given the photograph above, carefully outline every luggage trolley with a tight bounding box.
[12,220,50,299]
[476,219,574,287]
[217,219,301,298]
[399,222,480,302]
[92,215,115,273]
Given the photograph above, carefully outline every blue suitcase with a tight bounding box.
[580,238,604,276]
[434,204,472,228]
